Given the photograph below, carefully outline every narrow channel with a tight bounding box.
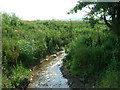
[28,50,69,88]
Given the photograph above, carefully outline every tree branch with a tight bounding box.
[87,5,100,18]
[103,14,111,28]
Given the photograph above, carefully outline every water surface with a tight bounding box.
[28,51,69,88]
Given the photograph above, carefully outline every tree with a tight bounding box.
[68,1,120,35]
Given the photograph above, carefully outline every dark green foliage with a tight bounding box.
[69,2,120,35]
[97,55,120,88]
[64,29,120,88]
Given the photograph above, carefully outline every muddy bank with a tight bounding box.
[60,63,84,88]
[60,62,95,88]
[16,50,66,89]
[16,49,95,89]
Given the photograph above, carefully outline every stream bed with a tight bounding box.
[28,50,69,88]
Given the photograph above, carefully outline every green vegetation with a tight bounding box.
[63,2,120,88]
[68,2,120,35]
[2,11,119,88]
[64,29,120,87]
[2,12,87,88]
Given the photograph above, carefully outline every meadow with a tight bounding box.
[2,12,120,88]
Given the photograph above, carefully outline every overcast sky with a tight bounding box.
[0,0,89,20]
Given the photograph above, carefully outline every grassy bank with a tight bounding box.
[63,28,120,88]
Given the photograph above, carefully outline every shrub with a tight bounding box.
[16,39,35,66]
[2,63,30,88]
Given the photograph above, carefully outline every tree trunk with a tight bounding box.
[111,3,120,35]
[116,4,120,35]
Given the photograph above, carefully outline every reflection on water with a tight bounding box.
[28,50,69,88]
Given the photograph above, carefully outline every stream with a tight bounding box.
[28,50,69,88]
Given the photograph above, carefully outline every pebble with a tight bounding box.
[52,54,57,58]
[30,78,33,81]
[45,58,48,61]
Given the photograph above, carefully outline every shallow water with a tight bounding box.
[28,50,69,88]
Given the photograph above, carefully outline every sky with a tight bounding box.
[0,0,89,20]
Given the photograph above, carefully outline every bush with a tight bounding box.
[16,40,35,66]
[2,64,30,88]
[10,64,30,87]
